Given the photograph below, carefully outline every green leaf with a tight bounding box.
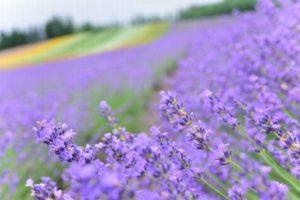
[259,149,300,194]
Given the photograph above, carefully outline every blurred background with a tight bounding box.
[0,0,255,199]
[0,0,255,59]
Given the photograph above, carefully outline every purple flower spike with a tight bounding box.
[151,126,190,170]
[228,185,245,200]
[99,101,119,128]
[187,121,210,151]
[213,143,232,166]
[33,120,101,164]
[26,177,72,200]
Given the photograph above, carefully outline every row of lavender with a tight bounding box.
[0,22,207,199]
[25,1,300,200]
[163,0,300,198]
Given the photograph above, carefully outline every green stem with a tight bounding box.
[229,159,243,172]
[236,125,300,194]
[231,175,259,200]
[259,149,300,193]
[200,178,230,200]
[206,172,228,191]
[236,126,259,150]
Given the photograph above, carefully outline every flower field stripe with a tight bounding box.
[114,22,169,49]
[22,32,92,63]
[87,22,169,55]
[57,28,121,58]
[0,34,83,69]
[0,22,169,70]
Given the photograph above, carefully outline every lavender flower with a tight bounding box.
[187,121,211,151]
[99,101,119,129]
[160,91,196,128]
[200,90,239,129]
[14,1,300,199]
[151,126,190,170]
[26,177,72,200]
[213,143,232,166]
[33,120,101,164]
[228,185,245,200]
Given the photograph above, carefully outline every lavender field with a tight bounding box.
[1,0,300,199]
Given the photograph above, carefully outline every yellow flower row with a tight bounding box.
[0,22,169,70]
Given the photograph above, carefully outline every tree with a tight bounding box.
[45,17,75,38]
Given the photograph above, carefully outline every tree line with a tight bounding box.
[179,0,256,20]
[0,15,167,50]
[0,17,113,50]
[0,0,257,50]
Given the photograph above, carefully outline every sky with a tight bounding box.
[0,0,221,31]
